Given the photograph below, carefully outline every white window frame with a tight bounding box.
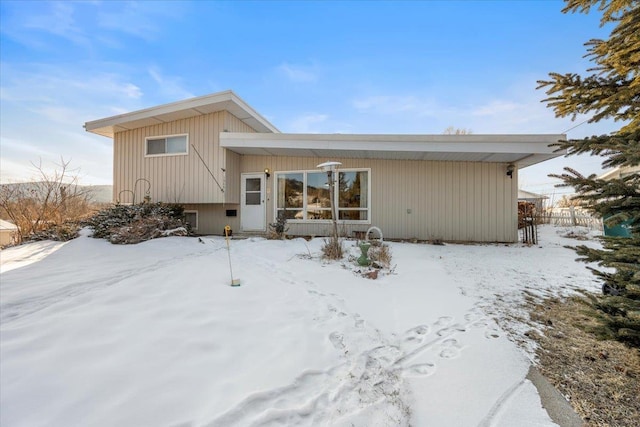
[184,210,198,230]
[145,133,189,157]
[273,168,371,224]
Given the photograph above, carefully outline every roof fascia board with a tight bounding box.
[85,90,279,136]
[220,133,566,155]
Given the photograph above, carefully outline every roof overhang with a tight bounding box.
[84,90,279,138]
[220,133,566,168]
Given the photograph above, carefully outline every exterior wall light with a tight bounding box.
[264,168,271,178]
[506,164,515,179]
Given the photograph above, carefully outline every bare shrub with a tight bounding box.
[0,158,93,244]
[268,211,289,240]
[29,223,81,242]
[322,236,343,260]
[368,243,392,268]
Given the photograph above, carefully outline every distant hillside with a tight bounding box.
[0,183,113,204]
[84,185,113,203]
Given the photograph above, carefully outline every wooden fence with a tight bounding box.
[540,207,603,230]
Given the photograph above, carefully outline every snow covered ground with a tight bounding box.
[0,225,602,426]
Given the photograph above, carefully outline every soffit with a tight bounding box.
[220,133,565,168]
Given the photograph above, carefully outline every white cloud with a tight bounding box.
[22,1,89,46]
[277,63,319,83]
[97,2,164,40]
[0,63,145,184]
[148,67,194,101]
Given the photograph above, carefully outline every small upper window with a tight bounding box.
[145,134,188,156]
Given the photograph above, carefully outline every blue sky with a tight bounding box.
[0,0,618,198]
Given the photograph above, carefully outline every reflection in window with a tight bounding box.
[274,170,369,222]
[145,134,188,156]
[306,172,332,220]
[246,178,261,192]
[277,173,304,219]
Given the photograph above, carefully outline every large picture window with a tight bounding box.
[275,169,370,222]
[145,134,188,156]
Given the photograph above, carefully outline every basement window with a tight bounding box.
[184,210,198,230]
[145,134,188,156]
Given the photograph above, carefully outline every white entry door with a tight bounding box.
[241,173,266,231]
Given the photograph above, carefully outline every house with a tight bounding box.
[84,90,564,243]
[518,189,549,214]
[598,165,640,181]
[0,219,17,248]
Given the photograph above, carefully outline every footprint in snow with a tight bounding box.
[436,324,466,337]
[439,348,460,359]
[438,338,462,359]
[408,324,431,336]
[329,332,346,350]
[464,310,485,323]
[484,329,500,339]
[471,319,489,328]
[402,324,431,347]
[403,362,436,377]
[433,316,454,327]
[367,345,402,368]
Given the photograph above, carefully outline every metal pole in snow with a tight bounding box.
[224,226,240,286]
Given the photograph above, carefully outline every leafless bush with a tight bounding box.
[0,158,93,244]
[322,235,343,260]
[267,211,289,239]
[368,243,392,268]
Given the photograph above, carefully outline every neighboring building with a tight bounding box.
[85,90,564,242]
[598,165,640,181]
[518,189,549,213]
[0,219,17,247]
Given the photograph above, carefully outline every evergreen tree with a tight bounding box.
[537,0,639,347]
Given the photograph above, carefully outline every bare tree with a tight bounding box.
[444,126,473,135]
[0,158,92,244]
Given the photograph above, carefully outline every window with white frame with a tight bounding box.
[145,134,188,156]
[184,210,198,230]
[275,169,370,222]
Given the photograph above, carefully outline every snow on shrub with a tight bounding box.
[84,203,189,244]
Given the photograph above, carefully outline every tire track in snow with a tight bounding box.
[1,244,227,324]
[477,378,528,427]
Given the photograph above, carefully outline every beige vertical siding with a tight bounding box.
[113,115,518,241]
[113,111,229,204]
[223,112,256,204]
[224,151,241,204]
[239,156,518,242]
[183,203,240,236]
[112,110,260,235]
